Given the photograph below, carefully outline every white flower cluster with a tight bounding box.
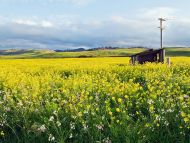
[48,134,55,142]
[37,124,46,133]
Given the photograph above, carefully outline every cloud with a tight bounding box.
[139,7,177,19]
[0,7,190,49]
[0,0,92,6]
[40,21,54,28]
[0,39,48,49]
[12,19,54,29]
[13,19,38,26]
[70,0,92,6]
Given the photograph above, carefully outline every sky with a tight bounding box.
[0,0,190,49]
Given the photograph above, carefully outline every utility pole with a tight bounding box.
[158,18,166,49]
[158,18,166,63]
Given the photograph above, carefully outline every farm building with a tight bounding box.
[131,48,165,64]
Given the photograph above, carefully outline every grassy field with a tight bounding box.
[0,57,189,143]
[0,47,190,59]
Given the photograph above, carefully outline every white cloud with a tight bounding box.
[0,0,92,6]
[12,19,54,28]
[139,7,177,19]
[41,0,92,6]
[13,19,38,26]
[70,0,92,6]
[0,7,190,49]
[40,21,54,28]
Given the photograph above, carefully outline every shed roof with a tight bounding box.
[131,48,165,57]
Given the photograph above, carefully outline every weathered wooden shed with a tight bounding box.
[131,48,165,64]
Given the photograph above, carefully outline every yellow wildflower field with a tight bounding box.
[0,57,189,143]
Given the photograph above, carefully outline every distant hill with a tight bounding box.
[0,47,189,59]
[55,48,85,52]
[0,49,54,55]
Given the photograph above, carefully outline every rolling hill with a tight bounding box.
[0,47,189,59]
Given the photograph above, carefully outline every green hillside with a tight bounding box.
[165,47,190,56]
[0,47,189,59]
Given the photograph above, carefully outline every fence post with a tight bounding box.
[167,57,170,67]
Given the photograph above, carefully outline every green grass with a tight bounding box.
[0,47,190,59]
[165,47,190,56]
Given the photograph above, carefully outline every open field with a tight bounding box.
[0,57,189,142]
[0,47,190,59]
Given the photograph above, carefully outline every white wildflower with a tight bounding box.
[49,116,54,122]
[56,121,61,127]
[164,120,169,126]
[17,102,23,107]
[37,124,46,133]
[96,124,104,130]
[53,110,58,115]
[83,110,88,114]
[184,95,189,100]
[83,123,88,131]
[103,137,112,143]
[69,133,73,139]
[70,122,75,130]
[147,99,154,104]
[48,134,55,142]
[4,107,10,111]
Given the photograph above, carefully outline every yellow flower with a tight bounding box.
[118,98,122,103]
[145,123,149,127]
[116,108,120,113]
[181,112,186,117]
[111,117,115,120]
[112,97,116,101]
[124,95,128,99]
[89,96,93,100]
[184,117,189,123]
[149,106,154,112]
[78,112,82,117]
[105,100,108,104]
[109,111,113,116]
[0,131,4,136]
